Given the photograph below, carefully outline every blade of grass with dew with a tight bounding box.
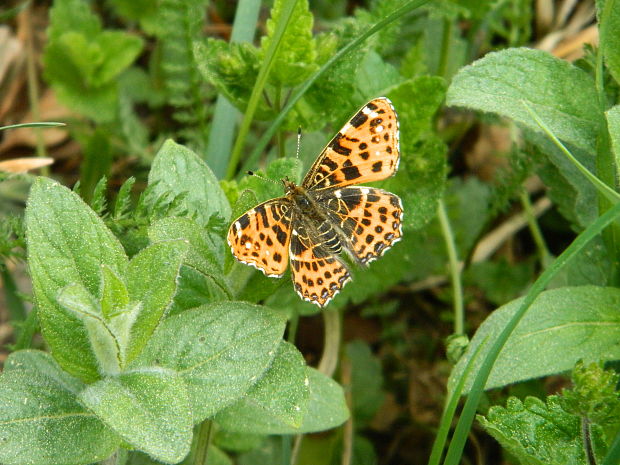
[204,0,261,178]
[441,200,620,465]
[427,339,487,465]
[239,0,430,175]
[0,122,66,131]
[225,0,300,180]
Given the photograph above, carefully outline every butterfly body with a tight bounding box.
[228,97,403,307]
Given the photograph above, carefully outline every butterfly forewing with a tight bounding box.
[228,199,293,277]
[302,98,400,190]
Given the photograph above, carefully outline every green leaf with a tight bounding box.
[79,368,192,464]
[446,48,600,155]
[148,140,232,226]
[346,341,385,427]
[0,351,120,465]
[607,105,620,180]
[259,0,318,87]
[355,50,403,99]
[100,264,130,319]
[479,396,607,465]
[57,282,122,375]
[132,302,286,422]
[214,341,310,432]
[465,259,533,306]
[92,31,144,86]
[561,361,620,435]
[548,238,611,287]
[46,0,100,41]
[125,239,189,363]
[600,0,620,85]
[449,286,620,393]
[26,177,128,382]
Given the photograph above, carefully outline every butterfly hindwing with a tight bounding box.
[314,186,403,264]
[227,198,294,277]
[302,97,400,190]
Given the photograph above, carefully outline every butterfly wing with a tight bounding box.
[313,186,403,265]
[302,97,400,190]
[227,198,294,277]
[289,220,351,307]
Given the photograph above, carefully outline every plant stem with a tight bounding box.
[437,18,453,80]
[318,308,341,377]
[519,190,552,269]
[340,356,353,465]
[437,199,464,335]
[193,420,214,465]
[275,85,287,159]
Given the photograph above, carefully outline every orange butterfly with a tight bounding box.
[228,97,403,306]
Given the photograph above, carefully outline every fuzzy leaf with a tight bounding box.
[124,240,189,363]
[479,396,607,465]
[449,286,620,393]
[600,0,620,85]
[0,351,120,465]
[607,105,620,181]
[447,48,600,155]
[259,0,318,87]
[79,368,192,464]
[346,341,385,427]
[26,177,128,382]
[132,302,286,422]
[214,341,309,432]
[148,140,232,226]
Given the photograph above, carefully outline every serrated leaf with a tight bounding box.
[479,396,607,465]
[79,368,192,464]
[449,286,620,393]
[260,0,318,87]
[92,31,144,86]
[100,264,130,319]
[148,140,232,226]
[124,240,189,363]
[26,177,128,382]
[132,302,286,422]
[0,352,120,465]
[214,341,309,432]
[447,48,600,155]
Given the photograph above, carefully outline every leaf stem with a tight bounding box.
[437,18,453,80]
[442,200,620,465]
[437,199,464,335]
[318,308,341,377]
[582,418,598,465]
[193,419,214,465]
[519,190,552,269]
[225,0,300,180]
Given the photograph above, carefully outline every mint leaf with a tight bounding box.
[447,48,600,155]
[124,240,189,363]
[79,368,192,464]
[0,351,120,465]
[260,0,318,87]
[214,341,310,432]
[479,395,606,465]
[132,302,286,422]
[26,177,128,382]
[148,140,232,226]
[449,286,620,393]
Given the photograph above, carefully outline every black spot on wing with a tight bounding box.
[342,165,361,180]
[272,224,287,245]
[238,214,250,230]
[329,133,352,156]
[255,205,268,228]
[350,110,368,128]
[371,161,382,172]
[323,157,338,171]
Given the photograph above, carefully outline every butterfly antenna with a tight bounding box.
[246,171,280,186]
[295,126,302,159]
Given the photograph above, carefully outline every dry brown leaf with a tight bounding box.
[0,156,54,173]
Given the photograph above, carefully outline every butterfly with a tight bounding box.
[227,97,403,307]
